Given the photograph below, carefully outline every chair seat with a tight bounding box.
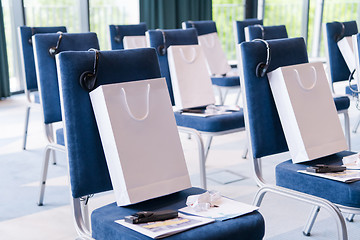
[55,128,65,146]
[333,95,350,111]
[345,84,358,96]
[276,151,360,208]
[91,187,265,240]
[211,76,240,87]
[174,110,245,132]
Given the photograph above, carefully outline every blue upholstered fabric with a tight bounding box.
[55,128,65,146]
[19,26,67,91]
[33,33,99,125]
[246,25,288,41]
[276,151,360,208]
[240,37,308,158]
[92,187,265,240]
[147,29,198,105]
[109,23,147,50]
[183,20,217,35]
[175,110,244,132]
[57,48,162,198]
[234,19,263,44]
[211,75,240,87]
[325,21,358,84]
[334,95,351,111]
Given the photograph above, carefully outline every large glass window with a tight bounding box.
[213,0,245,61]
[23,0,80,33]
[89,0,139,50]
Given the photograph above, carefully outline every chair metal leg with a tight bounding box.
[23,106,31,150]
[38,146,52,206]
[204,136,213,161]
[242,148,248,159]
[72,197,92,239]
[253,186,348,240]
[81,199,90,230]
[223,89,229,104]
[217,86,224,105]
[346,214,355,222]
[352,113,360,133]
[235,88,241,106]
[303,206,321,236]
[52,150,57,165]
[343,111,351,150]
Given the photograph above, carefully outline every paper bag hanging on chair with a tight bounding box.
[123,36,147,49]
[168,45,216,110]
[337,35,356,71]
[197,32,232,76]
[90,78,191,206]
[268,62,347,164]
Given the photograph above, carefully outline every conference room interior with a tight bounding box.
[2,0,360,239]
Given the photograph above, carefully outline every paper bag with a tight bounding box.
[337,36,356,71]
[268,62,347,163]
[90,78,191,206]
[198,32,232,76]
[168,45,216,109]
[123,35,147,49]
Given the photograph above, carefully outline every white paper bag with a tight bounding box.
[198,32,232,76]
[168,45,216,109]
[123,35,147,49]
[268,62,347,163]
[337,36,356,71]
[90,78,191,206]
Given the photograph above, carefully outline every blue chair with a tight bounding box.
[109,23,147,50]
[325,21,359,133]
[32,32,99,205]
[18,26,67,150]
[244,24,351,150]
[56,48,265,240]
[244,25,288,41]
[240,37,360,239]
[147,28,247,188]
[234,19,263,45]
[182,20,240,105]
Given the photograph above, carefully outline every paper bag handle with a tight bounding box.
[202,34,215,48]
[121,84,150,121]
[294,66,317,91]
[179,47,197,63]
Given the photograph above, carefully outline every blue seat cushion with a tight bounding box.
[33,92,40,104]
[211,76,240,87]
[55,128,65,146]
[276,151,360,208]
[333,95,350,111]
[174,110,245,132]
[91,187,265,240]
[345,84,358,96]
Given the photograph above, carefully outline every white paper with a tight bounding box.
[342,153,360,169]
[298,170,360,183]
[115,213,214,239]
[179,197,258,221]
[337,36,356,71]
[123,36,147,49]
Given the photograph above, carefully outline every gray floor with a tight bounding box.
[1,84,360,239]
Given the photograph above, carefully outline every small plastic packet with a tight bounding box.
[186,191,222,212]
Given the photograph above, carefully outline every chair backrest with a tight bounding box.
[56,48,162,198]
[325,21,358,84]
[109,23,147,50]
[182,20,217,35]
[234,19,263,44]
[33,33,99,125]
[239,37,308,159]
[246,25,288,41]
[146,29,198,106]
[18,26,67,92]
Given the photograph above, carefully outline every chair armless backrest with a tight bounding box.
[33,33,99,125]
[182,20,217,35]
[239,38,308,159]
[56,49,162,198]
[146,29,198,106]
[234,19,263,44]
[246,25,288,41]
[18,26,67,92]
[325,21,358,84]
[109,23,147,50]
